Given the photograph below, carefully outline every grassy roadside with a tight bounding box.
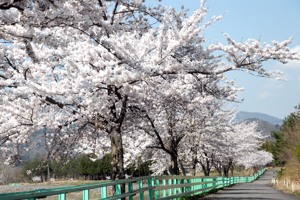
[273,178,300,198]
[0,180,103,194]
[271,167,300,198]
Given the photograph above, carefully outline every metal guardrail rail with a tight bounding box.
[0,168,266,200]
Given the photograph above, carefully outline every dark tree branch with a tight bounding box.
[144,113,172,155]
[128,105,171,154]
[5,56,19,73]
[110,1,119,25]
[0,0,24,11]
[0,74,7,80]
[24,68,30,80]
[45,96,65,109]
[98,0,108,21]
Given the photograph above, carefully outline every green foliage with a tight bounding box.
[22,153,152,181]
[261,141,274,153]
[296,143,300,161]
[271,105,300,166]
[125,157,153,177]
[272,130,285,166]
[22,154,113,180]
[77,155,93,176]
[23,159,48,179]
[98,153,113,176]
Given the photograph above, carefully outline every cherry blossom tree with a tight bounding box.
[237,150,273,172]
[0,0,166,182]
[186,106,236,176]
[211,121,267,176]
[0,0,297,182]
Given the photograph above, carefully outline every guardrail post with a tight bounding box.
[186,178,191,192]
[177,179,182,194]
[128,182,133,200]
[182,179,186,193]
[58,193,66,200]
[168,179,172,196]
[196,178,200,192]
[215,177,218,188]
[212,177,216,188]
[155,179,160,199]
[116,184,121,200]
[194,178,197,192]
[83,189,89,200]
[199,178,203,193]
[201,178,206,193]
[173,178,177,195]
[162,179,167,197]
[101,186,107,199]
[190,178,194,192]
[202,178,206,193]
[220,177,223,187]
[138,180,144,200]
[148,177,155,200]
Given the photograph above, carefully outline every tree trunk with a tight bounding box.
[217,169,222,176]
[205,157,211,176]
[110,129,125,180]
[169,154,180,175]
[47,161,51,182]
[222,160,233,177]
[230,165,234,177]
[223,166,229,177]
[110,126,125,195]
[200,163,210,176]
[200,157,211,176]
[107,86,127,198]
[214,162,222,176]
[179,160,186,176]
[192,158,197,176]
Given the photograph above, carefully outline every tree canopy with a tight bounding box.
[0,0,298,180]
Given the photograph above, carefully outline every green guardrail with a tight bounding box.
[0,168,266,200]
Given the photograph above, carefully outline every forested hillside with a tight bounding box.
[271,105,300,181]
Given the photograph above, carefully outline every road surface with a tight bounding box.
[203,170,299,200]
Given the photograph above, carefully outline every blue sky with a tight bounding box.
[162,0,300,119]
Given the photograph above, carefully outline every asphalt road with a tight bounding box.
[203,170,300,200]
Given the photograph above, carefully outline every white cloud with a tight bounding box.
[263,79,285,90]
[257,92,271,100]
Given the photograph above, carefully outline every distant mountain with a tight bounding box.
[235,111,283,125]
[235,111,282,141]
[242,118,280,141]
